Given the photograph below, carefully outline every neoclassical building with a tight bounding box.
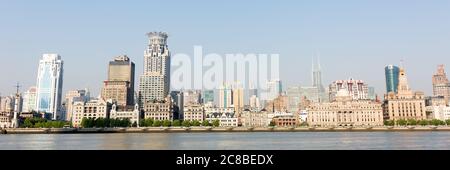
[143,96,174,121]
[71,98,111,127]
[183,104,204,122]
[307,89,383,127]
[384,67,426,120]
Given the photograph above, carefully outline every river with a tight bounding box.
[1,132,450,150]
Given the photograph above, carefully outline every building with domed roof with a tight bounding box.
[307,89,383,127]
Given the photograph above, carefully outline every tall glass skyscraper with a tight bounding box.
[385,65,400,93]
[35,54,64,120]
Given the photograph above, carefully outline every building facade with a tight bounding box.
[432,65,450,100]
[110,104,140,125]
[183,104,204,122]
[21,86,37,113]
[139,32,171,107]
[329,78,369,101]
[64,89,90,121]
[240,110,269,127]
[101,55,135,106]
[71,98,111,127]
[218,83,233,108]
[308,89,384,127]
[143,96,174,121]
[35,54,64,120]
[384,67,426,120]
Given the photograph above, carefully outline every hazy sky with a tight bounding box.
[1,0,450,97]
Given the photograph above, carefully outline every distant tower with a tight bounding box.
[139,32,171,107]
[35,54,64,120]
[432,65,450,99]
[312,55,326,102]
[385,65,400,93]
[101,55,135,106]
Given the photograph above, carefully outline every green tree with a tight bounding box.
[182,120,191,127]
[430,119,445,126]
[172,120,181,127]
[145,119,154,127]
[192,120,201,126]
[212,120,220,127]
[201,120,210,127]
[152,120,162,127]
[132,121,138,127]
[269,121,276,127]
[23,118,33,128]
[396,119,407,126]
[446,119,450,126]
[162,120,172,127]
[407,119,417,126]
[96,118,105,128]
[418,120,429,126]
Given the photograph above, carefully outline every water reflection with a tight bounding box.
[1,132,450,150]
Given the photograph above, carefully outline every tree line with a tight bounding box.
[21,118,70,128]
[384,119,450,126]
[81,117,132,128]
[139,119,220,127]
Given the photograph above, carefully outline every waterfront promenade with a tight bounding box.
[2,126,450,134]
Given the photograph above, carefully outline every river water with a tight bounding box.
[1,132,450,150]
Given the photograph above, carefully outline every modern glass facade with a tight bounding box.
[385,65,400,93]
[35,54,63,120]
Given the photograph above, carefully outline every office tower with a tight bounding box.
[218,83,233,108]
[385,65,400,93]
[35,54,64,120]
[232,85,244,116]
[312,57,326,98]
[385,67,426,120]
[432,65,450,99]
[101,55,135,106]
[300,87,320,103]
[266,80,282,101]
[202,90,214,105]
[21,86,37,112]
[139,32,171,107]
[368,87,376,100]
[287,86,302,113]
[64,89,90,121]
[329,78,369,101]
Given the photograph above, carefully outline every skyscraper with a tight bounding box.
[385,65,400,93]
[101,55,135,106]
[139,32,171,107]
[432,65,450,99]
[35,54,64,120]
[202,90,214,105]
[266,79,282,101]
[218,83,233,108]
[311,56,328,102]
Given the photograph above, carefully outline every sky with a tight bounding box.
[1,0,450,97]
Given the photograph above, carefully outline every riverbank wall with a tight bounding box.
[2,126,450,134]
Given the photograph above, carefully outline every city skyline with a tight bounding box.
[2,1,450,97]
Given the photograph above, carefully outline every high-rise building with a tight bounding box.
[218,83,233,108]
[287,86,302,113]
[201,90,214,105]
[385,65,400,93]
[384,67,426,120]
[0,96,15,112]
[329,78,369,101]
[64,89,90,121]
[21,86,37,112]
[232,86,244,116]
[139,32,171,107]
[266,80,282,101]
[432,65,450,100]
[368,87,376,100]
[101,55,135,106]
[35,54,64,120]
